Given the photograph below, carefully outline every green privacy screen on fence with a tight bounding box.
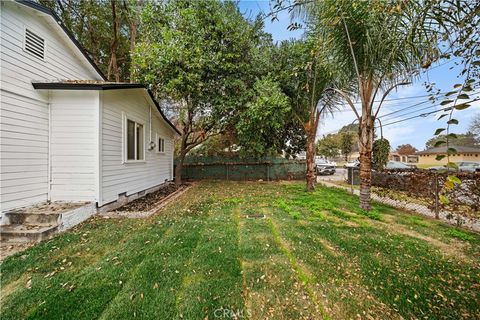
[176,156,306,181]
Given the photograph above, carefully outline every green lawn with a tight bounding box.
[1,182,479,319]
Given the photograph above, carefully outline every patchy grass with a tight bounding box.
[448,229,476,242]
[1,181,479,319]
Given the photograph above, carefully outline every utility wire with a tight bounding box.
[380,98,479,127]
[380,92,480,122]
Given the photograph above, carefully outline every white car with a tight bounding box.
[385,161,412,169]
[345,160,359,168]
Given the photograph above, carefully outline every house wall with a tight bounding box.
[100,89,175,205]
[49,91,99,201]
[0,2,103,215]
[417,153,480,166]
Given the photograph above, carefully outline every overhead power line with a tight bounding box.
[380,98,479,127]
[379,92,480,122]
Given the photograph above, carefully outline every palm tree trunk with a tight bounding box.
[305,127,316,191]
[358,115,374,211]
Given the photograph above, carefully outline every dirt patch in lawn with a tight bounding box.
[115,184,183,212]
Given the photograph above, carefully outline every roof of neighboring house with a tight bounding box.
[416,145,480,155]
[16,0,107,80]
[32,81,180,135]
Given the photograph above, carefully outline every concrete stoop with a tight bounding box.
[0,202,96,244]
[0,224,59,243]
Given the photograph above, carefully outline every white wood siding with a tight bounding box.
[49,91,99,201]
[0,2,103,213]
[101,89,175,205]
[1,2,102,97]
[0,91,49,212]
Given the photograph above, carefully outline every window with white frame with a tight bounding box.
[157,134,165,153]
[125,118,144,161]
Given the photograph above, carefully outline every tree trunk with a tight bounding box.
[175,153,185,186]
[108,0,120,82]
[305,127,316,192]
[358,115,374,211]
[175,128,189,186]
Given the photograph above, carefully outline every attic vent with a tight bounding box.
[24,29,45,60]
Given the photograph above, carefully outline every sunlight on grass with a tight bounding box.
[1,181,478,319]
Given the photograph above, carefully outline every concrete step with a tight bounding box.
[4,211,61,226]
[0,224,59,243]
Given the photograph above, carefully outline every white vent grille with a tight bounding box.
[25,29,45,60]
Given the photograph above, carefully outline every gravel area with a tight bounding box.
[115,183,182,212]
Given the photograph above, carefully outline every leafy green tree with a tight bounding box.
[372,138,391,171]
[236,77,291,156]
[133,0,265,184]
[274,40,337,191]
[339,132,355,161]
[316,134,339,159]
[425,133,479,149]
[39,0,137,81]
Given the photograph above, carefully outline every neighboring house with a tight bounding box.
[389,152,419,164]
[0,1,179,220]
[416,146,480,166]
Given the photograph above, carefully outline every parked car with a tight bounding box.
[344,160,360,168]
[429,161,480,172]
[316,159,336,175]
[385,161,412,169]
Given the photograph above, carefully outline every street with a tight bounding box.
[317,167,347,182]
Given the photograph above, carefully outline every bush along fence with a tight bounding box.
[176,156,306,181]
[371,169,480,222]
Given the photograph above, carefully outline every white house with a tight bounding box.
[0,1,179,225]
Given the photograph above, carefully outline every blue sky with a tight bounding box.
[238,0,480,151]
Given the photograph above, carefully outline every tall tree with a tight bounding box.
[133,0,265,185]
[396,144,418,155]
[236,77,291,156]
[39,0,137,81]
[285,0,432,209]
[469,114,480,139]
[276,40,336,191]
[316,134,339,159]
[425,133,479,149]
[107,0,120,82]
[339,132,355,161]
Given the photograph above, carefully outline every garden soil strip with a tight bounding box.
[103,184,193,219]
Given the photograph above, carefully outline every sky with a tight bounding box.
[238,0,480,151]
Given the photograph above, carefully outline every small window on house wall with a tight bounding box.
[158,136,165,153]
[125,117,144,162]
[24,28,45,60]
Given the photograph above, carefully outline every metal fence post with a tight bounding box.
[226,163,229,181]
[434,173,439,219]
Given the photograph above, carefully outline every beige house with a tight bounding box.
[389,152,419,164]
[416,146,480,166]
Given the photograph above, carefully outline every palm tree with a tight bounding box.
[277,40,337,191]
[288,0,430,209]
